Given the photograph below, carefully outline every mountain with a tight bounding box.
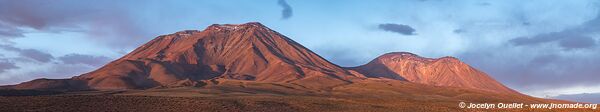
[10,22,516,95]
[2,22,571,111]
[349,52,518,94]
[13,22,356,90]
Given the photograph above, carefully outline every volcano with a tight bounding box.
[13,22,355,90]
[10,22,515,94]
[349,52,517,94]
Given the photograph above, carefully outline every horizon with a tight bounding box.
[0,0,599,104]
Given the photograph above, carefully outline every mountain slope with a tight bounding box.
[14,22,355,90]
[350,52,518,94]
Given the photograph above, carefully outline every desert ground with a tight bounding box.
[1,79,593,112]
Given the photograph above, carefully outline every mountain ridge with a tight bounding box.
[350,52,518,94]
[7,22,519,95]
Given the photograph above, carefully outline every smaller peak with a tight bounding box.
[380,52,425,59]
[436,56,462,63]
[378,52,435,62]
[384,52,419,56]
[377,52,464,63]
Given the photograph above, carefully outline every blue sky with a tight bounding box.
[1,0,599,102]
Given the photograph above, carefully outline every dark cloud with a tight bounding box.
[453,29,466,33]
[19,49,55,62]
[0,0,86,31]
[509,9,600,50]
[553,93,600,103]
[477,2,491,6]
[0,0,150,48]
[509,32,597,50]
[459,48,600,92]
[529,54,558,65]
[58,54,112,67]
[0,22,24,38]
[278,0,293,19]
[558,35,597,49]
[0,45,54,63]
[0,59,19,73]
[378,23,416,35]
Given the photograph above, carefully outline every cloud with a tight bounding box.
[0,0,86,31]
[58,54,112,67]
[0,59,19,73]
[453,29,466,34]
[277,0,293,19]
[0,53,112,85]
[553,93,600,103]
[378,23,416,35]
[509,9,600,50]
[0,45,54,63]
[19,49,55,62]
[458,46,600,95]
[510,32,597,50]
[558,35,597,49]
[0,0,150,48]
[0,22,24,38]
[0,60,100,85]
[477,2,491,6]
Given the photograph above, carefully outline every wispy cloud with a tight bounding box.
[510,9,600,50]
[58,53,111,67]
[0,45,54,63]
[0,22,24,38]
[0,0,149,48]
[0,59,18,73]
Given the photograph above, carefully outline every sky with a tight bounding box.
[0,0,599,103]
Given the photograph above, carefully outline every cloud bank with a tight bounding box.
[0,45,54,63]
[58,54,111,67]
[553,93,600,103]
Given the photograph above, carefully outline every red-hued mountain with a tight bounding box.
[3,22,572,111]
[349,52,518,94]
[9,22,515,95]
[13,22,355,90]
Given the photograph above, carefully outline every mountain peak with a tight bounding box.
[384,52,419,57]
[382,52,429,58]
[352,52,517,94]
[378,52,461,63]
[205,22,269,32]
